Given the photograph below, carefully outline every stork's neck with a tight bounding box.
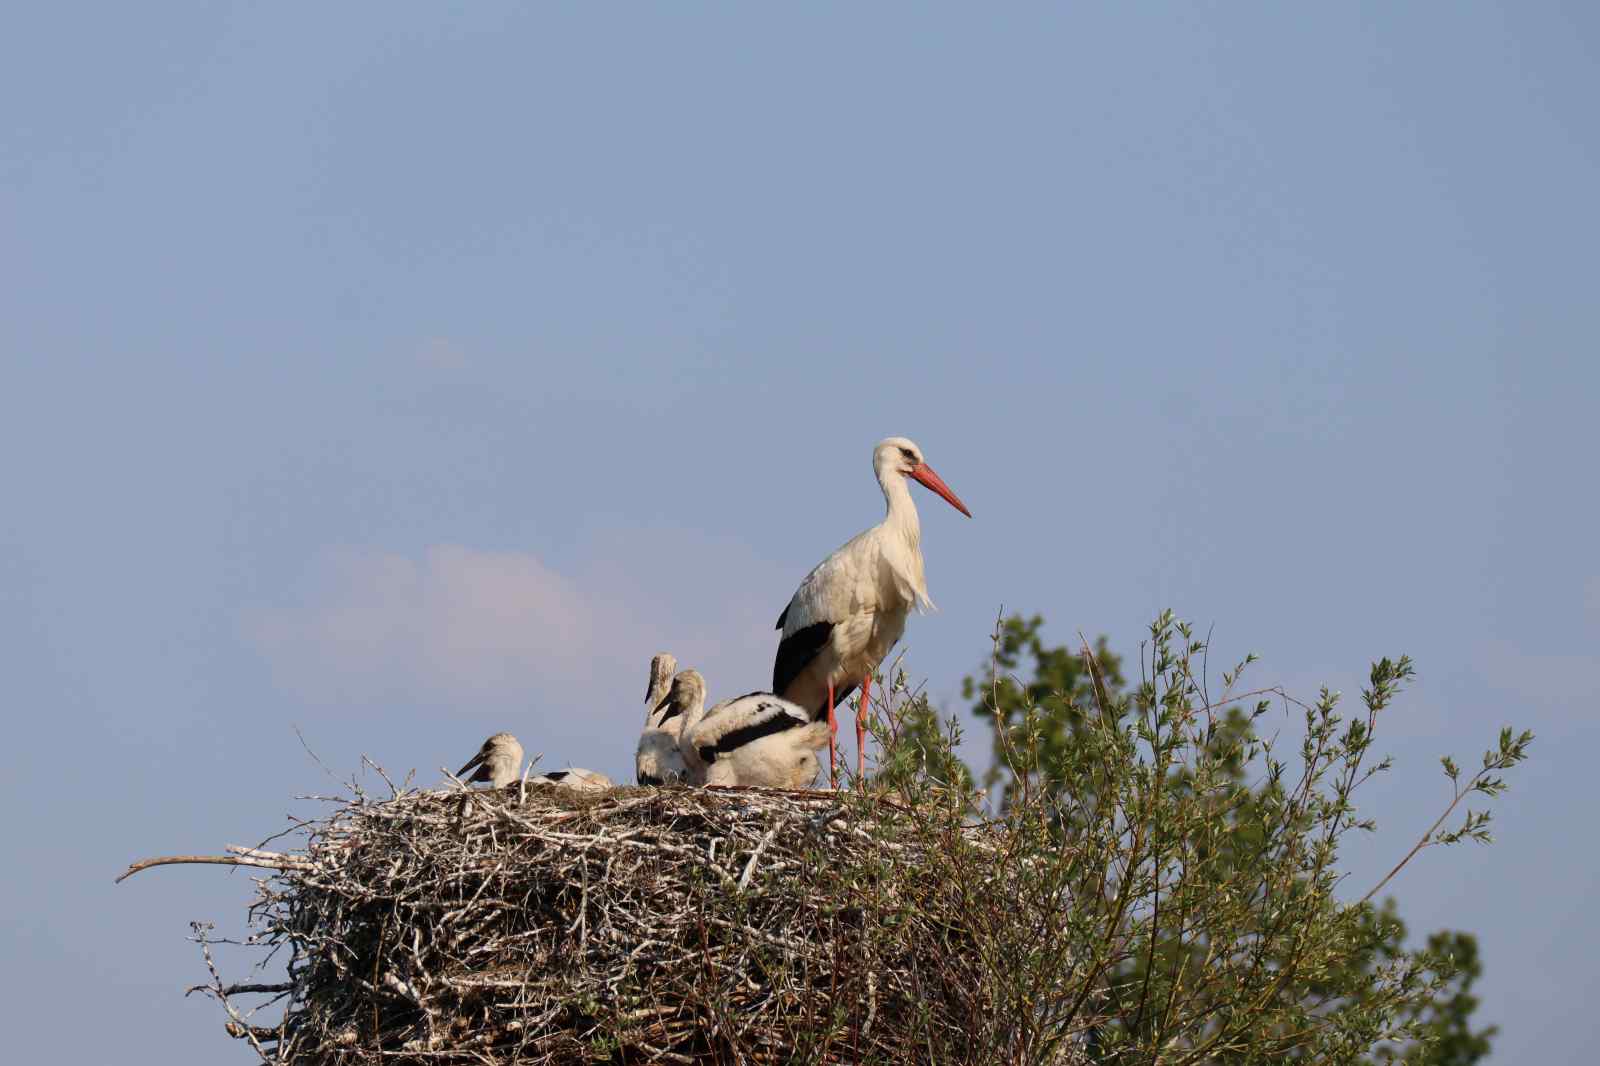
[878,468,922,546]
[678,687,706,732]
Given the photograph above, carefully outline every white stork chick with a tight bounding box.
[457,732,524,789]
[655,669,712,783]
[529,767,613,791]
[636,652,692,786]
[684,691,829,790]
[773,436,971,784]
[663,669,823,788]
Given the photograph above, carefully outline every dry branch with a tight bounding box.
[116,852,308,883]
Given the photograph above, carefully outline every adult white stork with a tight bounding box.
[457,732,524,788]
[772,436,971,784]
[636,652,691,786]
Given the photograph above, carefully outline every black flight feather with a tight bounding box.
[697,701,808,765]
[820,681,859,721]
[771,621,833,702]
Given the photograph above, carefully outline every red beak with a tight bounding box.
[908,462,972,518]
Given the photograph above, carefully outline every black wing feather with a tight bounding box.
[697,701,808,765]
[772,621,833,699]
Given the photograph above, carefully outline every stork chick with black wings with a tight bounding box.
[685,690,828,790]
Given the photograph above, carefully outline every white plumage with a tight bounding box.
[657,668,824,789]
[773,436,971,784]
[684,691,829,789]
[636,652,691,786]
[457,732,524,788]
[528,767,613,791]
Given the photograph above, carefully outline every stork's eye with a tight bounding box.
[899,448,917,463]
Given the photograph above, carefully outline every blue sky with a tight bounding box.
[3,4,1595,1061]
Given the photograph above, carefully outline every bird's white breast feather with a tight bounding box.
[782,526,931,637]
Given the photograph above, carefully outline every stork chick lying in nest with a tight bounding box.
[654,668,829,790]
[457,734,613,790]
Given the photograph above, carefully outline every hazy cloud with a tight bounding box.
[247,545,607,703]
[244,535,791,716]
[416,337,468,370]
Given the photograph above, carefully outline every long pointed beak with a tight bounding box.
[908,462,972,517]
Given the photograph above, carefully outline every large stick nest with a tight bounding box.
[164,781,1066,1065]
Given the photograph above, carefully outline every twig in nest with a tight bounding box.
[114,853,308,884]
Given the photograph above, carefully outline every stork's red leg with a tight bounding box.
[826,679,838,788]
[856,674,872,781]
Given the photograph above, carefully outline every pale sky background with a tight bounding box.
[3,4,1595,1062]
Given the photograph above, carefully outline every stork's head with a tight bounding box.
[874,436,972,517]
[654,668,708,725]
[643,652,679,721]
[458,731,524,786]
[476,732,523,765]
